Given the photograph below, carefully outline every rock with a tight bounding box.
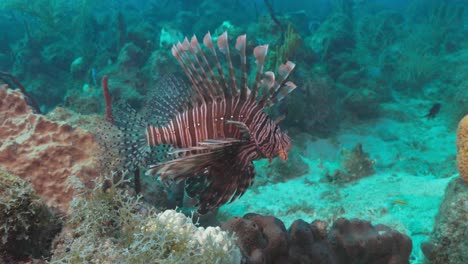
[421,178,468,263]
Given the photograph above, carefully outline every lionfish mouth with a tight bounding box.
[278,148,288,161]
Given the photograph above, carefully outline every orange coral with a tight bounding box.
[456,115,468,182]
[0,86,102,212]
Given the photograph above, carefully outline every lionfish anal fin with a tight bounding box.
[198,158,255,214]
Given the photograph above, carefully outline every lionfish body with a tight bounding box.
[115,32,296,213]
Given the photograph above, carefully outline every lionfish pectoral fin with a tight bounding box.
[147,141,239,182]
[146,150,218,182]
[225,120,251,141]
[197,159,255,214]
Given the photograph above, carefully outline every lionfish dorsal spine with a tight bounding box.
[235,34,248,100]
[172,43,205,103]
[252,45,269,98]
[203,32,230,97]
[189,36,219,97]
[182,37,214,102]
[217,32,239,97]
[173,31,296,109]
[187,36,215,98]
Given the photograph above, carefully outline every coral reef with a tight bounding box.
[285,70,339,136]
[0,168,62,261]
[222,214,289,263]
[456,115,468,182]
[223,213,412,264]
[306,13,354,62]
[0,86,102,212]
[324,143,375,184]
[421,178,467,263]
[52,177,241,263]
[255,146,309,186]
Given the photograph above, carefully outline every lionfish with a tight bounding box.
[112,32,297,214]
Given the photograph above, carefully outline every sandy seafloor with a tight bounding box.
[220,95,458,263]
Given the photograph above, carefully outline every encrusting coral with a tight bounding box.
[456,115,468,182]
[0,85,102,212]
[223,213,412,264]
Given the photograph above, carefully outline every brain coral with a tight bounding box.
[0,86,101,212]
[457,115,468,182]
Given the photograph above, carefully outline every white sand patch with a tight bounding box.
[221,112,457,263]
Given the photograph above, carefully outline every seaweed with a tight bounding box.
[0,168,62,261]
[51,175,240,263]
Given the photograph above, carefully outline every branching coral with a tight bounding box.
[51,176,241,263]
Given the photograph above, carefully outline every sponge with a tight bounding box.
[456,115,468,182]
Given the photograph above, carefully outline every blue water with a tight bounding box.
[0,0,466,263]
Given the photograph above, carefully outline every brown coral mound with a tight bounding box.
[456,115,468,182]
[223,214,412,264]
[0,86,101,212]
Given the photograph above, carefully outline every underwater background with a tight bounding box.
[0,0,467,263]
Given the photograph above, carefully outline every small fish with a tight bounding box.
[425,103,441,119]
[107,32,297,214]
[393,200,408,205]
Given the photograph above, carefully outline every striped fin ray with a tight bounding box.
[251,45,269,98]
[217,32,238,97]
[259,61,297,108]
[203,32,230,96]
[173,40,209,102]
[189,36,218,97]
[174,31,296,107]
[235,34,248,99]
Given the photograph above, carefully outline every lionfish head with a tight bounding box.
[266,124,292,162]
